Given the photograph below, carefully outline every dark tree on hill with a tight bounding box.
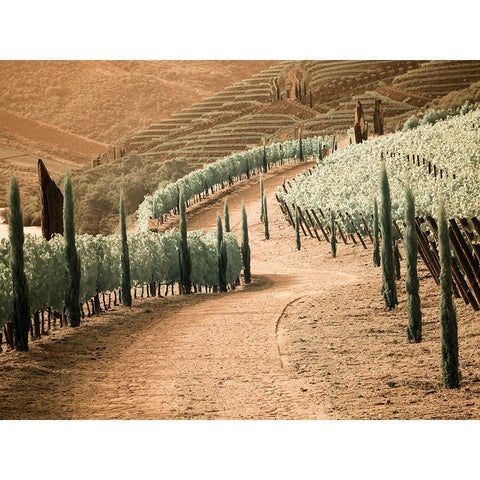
[295,206,301,251]
[260,174,265,223]
[217,213,228,292]
[380,162,397,308]
[241,202,251,284]
[263,195,270,240]
[120,191,132,307]
[179,190,192,294]
[330,210,337,258]
[38,158,63,240]
[8,176,31,351]
[373,198,380,267]
[318,141,323,163]
[438,199,459,388]
[405,187,422,343]
[64,172,81,327]
[224,200,230,233]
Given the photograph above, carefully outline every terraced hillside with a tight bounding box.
[0,60,278,209]
[103,60,480,170]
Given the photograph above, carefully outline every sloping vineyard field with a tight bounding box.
[0,230,242,332]
[277,108,480,234]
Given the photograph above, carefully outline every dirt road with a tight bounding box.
[0,161,340,419]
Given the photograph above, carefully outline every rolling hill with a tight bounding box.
[0,60,279,209]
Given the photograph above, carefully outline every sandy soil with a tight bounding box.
[1,160,480,419]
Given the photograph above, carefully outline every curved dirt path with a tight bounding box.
[0,160,363,419]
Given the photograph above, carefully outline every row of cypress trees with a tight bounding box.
[378,162,458,388]
[178,191,252,294]
[6,177,254,351]
[288,160,459,389]
[7,173,83,351]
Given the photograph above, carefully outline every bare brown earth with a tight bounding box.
[1,161,480,419]
[0,61,279,144]
[0,60,278,208]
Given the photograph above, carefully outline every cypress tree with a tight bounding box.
[330,210,337,258]
[405,187,422,343]
[224,200,230,233]
[241,202,251,284]
[318,141,323,163]
[64,172,81,327]
[217,213,228,292]
[8,176,31,351]
[120,191,132,307]
[438,199,459,388]
[263,195,270,240]
[298,130,304,161]
[380,162,397,308]
[373,198,380,267]
[260,174,265,223]
[295,206,301,251]
[262,140,268,173]
[179,190,192,294]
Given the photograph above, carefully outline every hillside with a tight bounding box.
[0,60,279,210]
[106,60,480,169]
[3,60,480,231]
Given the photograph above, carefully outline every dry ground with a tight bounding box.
[1,160,480,419]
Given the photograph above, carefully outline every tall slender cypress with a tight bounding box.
[8,176,30,351]
[263,195,270,240]
[217,213,228,292]
[373,198,380,267]
[262,140,268,173]
[179,190,192,294]
[260,174,265,222]
[330,210,337,258]
[380,162,397,308]
[318,140,323,162]
[298,130,304,161]
[120,191,132,307]
[295,206,301,251]
[405,187,422,343]
[241,202,251,284]
[438,199,459,388]
[64,172,81,327]
[224,200,230,233]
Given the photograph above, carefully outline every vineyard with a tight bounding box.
[276,107,480,230]
[1,134,324,349]
[138,134,326,230]
[0,229,243,342]
[276,107,480,312]
[3,62,480,422]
